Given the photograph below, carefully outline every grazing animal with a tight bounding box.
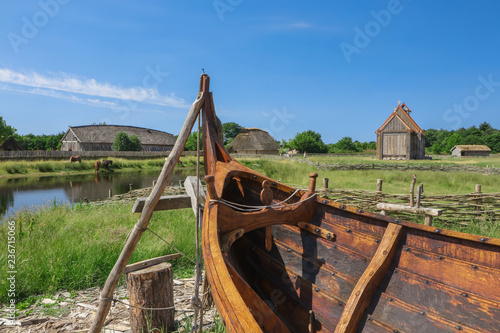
[69,156,81,163]
[102,159,113,170]
[94,160,101,173]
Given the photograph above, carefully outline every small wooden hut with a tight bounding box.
[375,102,426,160]
[450,145,491,157]
[230,128,280,154]
[0,136,24,151]
[60,125,175,152]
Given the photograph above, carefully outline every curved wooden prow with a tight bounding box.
[200,74,232,177]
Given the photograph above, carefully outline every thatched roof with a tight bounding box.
[63,125,175,146]
[230,128,280,151]
[0,136,24,151]
[451,145,491,152]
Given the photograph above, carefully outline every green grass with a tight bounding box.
[242,158,500,195]
[0,156,200,178]
[0,202,198,304]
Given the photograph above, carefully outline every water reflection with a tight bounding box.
[0,168,194,220]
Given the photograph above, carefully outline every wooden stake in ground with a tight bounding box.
[126,262,174,333]
[88,85,206,333]
[410,174,417,207]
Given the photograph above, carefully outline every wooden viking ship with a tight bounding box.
[198,74,500,333]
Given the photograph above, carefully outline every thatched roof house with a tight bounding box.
[0,136,24,151]
[60,125,175,152]
[230,128,280,155]
[451,145,491,157]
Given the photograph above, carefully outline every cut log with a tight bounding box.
[126,262,175,333]
[376,203,443,217]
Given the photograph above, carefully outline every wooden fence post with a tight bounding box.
[475,184,482,219]
[377,179,383,192]
[416,184,423,208]
[410,174,417,207]
[323,178,329,190]
[108,189,112,198]
[126,262,175,333]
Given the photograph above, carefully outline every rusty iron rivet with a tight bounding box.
[293,275,297,279]
[388,297,393,302]
[472,265,478,269]
[331,272,335,276]
[419,311,425,315]
[358,209,364,213]
[404,247,411,252]
[455,326,462,331]
[393,330,400,333]
[287,248,291,252]
[271,182,276,186]
[434,229,442,234]
[479,237,487,242]
[375,239,380,243]
[438,256,444,260]
[326,233,332,239]
[424,280,429,285]
[332,244,337,249]
[338,301,343,306]
[345,229,352,233]
[340,205,346,209]
[322,200,327,204]
[253,175,257,179]
[394,219,400,223]
[461,293,468,297]
[315,228,321,234]
[314,287,319,292]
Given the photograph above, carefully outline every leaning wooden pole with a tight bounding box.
[88,80,206,333]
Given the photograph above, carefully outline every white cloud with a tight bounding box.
[0,68,188,109]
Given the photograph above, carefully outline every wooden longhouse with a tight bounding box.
[376,102,426,160]
[60,125,175,152]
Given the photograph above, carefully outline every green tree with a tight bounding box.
[0,116,16,142]
[184,131,203,151]
[335,137,360,153]
[222,122,242,145]
[445,132,463,152]
[129,134,142,151]
[113,132,132,151]
[289,130,327,153]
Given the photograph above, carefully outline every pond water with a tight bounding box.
[0,168,195,220]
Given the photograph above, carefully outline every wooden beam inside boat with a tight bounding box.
[334,223,403,333]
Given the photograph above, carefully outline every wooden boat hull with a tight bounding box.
[199,75,500,332]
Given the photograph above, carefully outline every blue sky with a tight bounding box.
[1,1,500,144]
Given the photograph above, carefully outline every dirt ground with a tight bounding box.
[0,276,217,332]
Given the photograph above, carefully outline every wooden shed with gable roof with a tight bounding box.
[375,102,426,160]
[60,125,175,152]
[230,127,280,155]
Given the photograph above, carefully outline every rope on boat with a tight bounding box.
[192,112,204,333]
[209,191,317,212]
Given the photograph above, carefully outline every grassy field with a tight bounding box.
[0,202,198,304]
[305,153,500,167]
[0,156,200,178]
[240,158,500,195]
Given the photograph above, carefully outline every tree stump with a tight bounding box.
[126,262,175,333]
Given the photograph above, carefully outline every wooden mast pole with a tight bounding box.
[88,76,208,333]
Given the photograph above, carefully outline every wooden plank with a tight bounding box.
[376,203,443,216]
[88,86,206,333]
[382,269,500,332]
[334,223,403,333]
[184,176,206,216]
[124,253,182,273]
[132,195,191,213]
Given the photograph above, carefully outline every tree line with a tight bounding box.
[1,116,498,154]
